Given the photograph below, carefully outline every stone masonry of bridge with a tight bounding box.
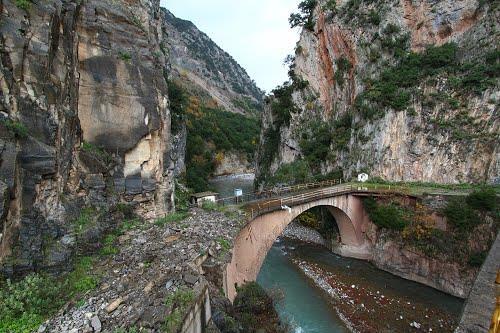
[224,193,372,301]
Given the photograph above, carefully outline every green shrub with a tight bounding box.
[368,10,380,25]
[443,198,480,232]
[270,82,297,128]
[118,51,132,62]
[234,282,273,315]
[363,198,409,230]
[0,256,99,333]
[74,207,96,233]
[81,142,112,164]
[289,0,317,31]
[466,187,498,212]
[216,237,231,252]
[334,57,352,87]
[2,119,28,139]
[0,274,63,333]
[14,0,31,10]
[300,113,352,171]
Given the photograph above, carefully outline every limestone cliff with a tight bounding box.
[0,0,173,276]
[162,8,263,116]
[256,0,499,186]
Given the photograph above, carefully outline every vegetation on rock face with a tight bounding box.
[186,105,259,192]
[167,80,188,133]
[168,82,260,192]
[1,118,28,139]
[300,112,352,172]
[14,0,32,10]
[362,197,410,230]
[0,257,99,333]
[363,189,498,268]
[356,43,499,119]
[289,0,318,31]
[164,288,195,333]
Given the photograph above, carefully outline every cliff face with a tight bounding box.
[256,0,499,185]
[162,8,263,116]
[0,0,173,276]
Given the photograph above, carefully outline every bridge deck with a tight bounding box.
[242,183,456,220]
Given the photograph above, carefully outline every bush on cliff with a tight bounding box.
[289,0,317,31]
[363,197,409,230]
[0,274,63,333]
[444,198,481,233]
[466,187,498,212]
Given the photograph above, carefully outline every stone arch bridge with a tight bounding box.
[223,183,413,301]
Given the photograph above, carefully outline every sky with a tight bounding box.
[160,0,302,93]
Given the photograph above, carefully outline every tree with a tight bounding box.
[289,0,318,31]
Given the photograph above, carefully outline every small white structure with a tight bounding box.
[190,192,218,207]
[234,188,243,197]
[357,173,369,183]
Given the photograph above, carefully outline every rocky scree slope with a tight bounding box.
[162,8,264,116]
[256,0,499,186]
[0,0,174,277]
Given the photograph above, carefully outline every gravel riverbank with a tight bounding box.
[281,221,327,246]
[293,259,459,333]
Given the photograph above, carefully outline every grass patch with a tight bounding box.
[74,207,96,233]
[201,200,219,212]
[118,218,140,234]
[155,212,190,226]
[164,288,195,333]
[99,235,119,256]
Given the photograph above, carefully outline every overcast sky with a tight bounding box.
[160,0,302,93]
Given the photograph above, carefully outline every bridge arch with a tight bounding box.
[224,194,372,301]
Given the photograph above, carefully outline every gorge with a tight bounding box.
[0,0,498,332]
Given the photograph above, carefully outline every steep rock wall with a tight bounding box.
[162,8,263,116]
[256,0,499,185]
[0,0,173,276]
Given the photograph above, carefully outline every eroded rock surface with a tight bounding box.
[256,0,499,185]
[0,0,174,276]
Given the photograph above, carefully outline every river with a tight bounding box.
[258,239,464,333]
[210,174,464,332]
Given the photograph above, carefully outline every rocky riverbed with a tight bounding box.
[294,260,460,333]
[281,221,327,247]
[41,207,245,332]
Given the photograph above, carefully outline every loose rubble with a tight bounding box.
[43,208,244,332]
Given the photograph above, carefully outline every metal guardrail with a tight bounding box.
[211,178,343,207]
[196,177,475,219]
[242,183,474,220]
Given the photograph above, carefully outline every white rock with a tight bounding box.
[91,316,101,332]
